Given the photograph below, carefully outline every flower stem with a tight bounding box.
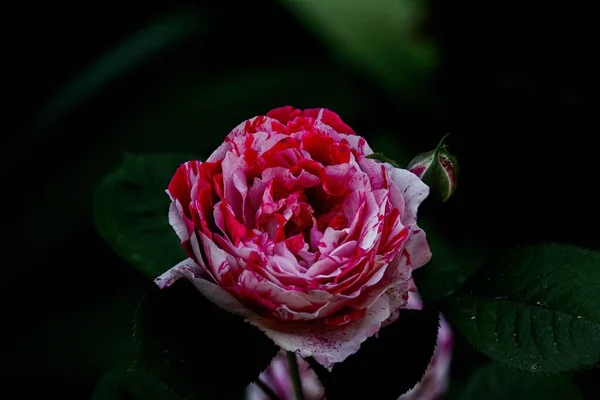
[286,351,305,400]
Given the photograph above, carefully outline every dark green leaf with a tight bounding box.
[89,368,181,400]
[134,280,279,399]
[94,152,198,279]
[325,308,440,400]
[443,243,600,373]
[277,0,437,101]
[366,152,401,168]
[456,363,583,400]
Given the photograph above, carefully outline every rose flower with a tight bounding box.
[156,106,432,367]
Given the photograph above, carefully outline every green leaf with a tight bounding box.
[134,280,279,399]
[324,308,440,399]
[89,368,181,400]
[456,363,583,400]
[94,152,198,279]
[277,0,437,100]
[442,243,600,373]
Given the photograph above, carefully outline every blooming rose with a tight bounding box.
[156,106,432,367]
[246,293,453,400]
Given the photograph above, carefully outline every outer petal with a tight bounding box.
[255,290,400,368]
[168,200,192,244]
[404,227,432,270]
[155,258,257,318]
[155,259,392,368]
[389,168,430,226]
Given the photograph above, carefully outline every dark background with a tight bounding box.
[2,1,598,398]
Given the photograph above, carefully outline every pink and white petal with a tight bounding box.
[389,168,430,226]
[167,200,211,271]
[199,230,243,282]
[221,151,247,218]
[275,299,345,322]
[155,258,210,289]
[252,293,397,368]
[168,200,193,243]
[342,134,374,156]
[156,258,260,320]
[237,270,315,312]
[358,157,390,191]
[406,291,424,311]
[345,251,411,310]
[155,260,390,369]
[404,227,432,270]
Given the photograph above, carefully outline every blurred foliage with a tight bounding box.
[4,0,599,398]
[278,0,438,104]
[31,10,207,134]
[94,153,197,279]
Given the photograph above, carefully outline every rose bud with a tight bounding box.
[155,106,432,368]
[245,292,453,400]
[407,134,458,202]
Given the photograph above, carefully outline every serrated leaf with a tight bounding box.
[442,243,600,373]
[94,152,198,279]
[89,368,181,400]
[134,280,279,399]
[456,363,583,400]
[324,308,440,400]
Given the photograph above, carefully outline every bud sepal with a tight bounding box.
[407,134,458,202]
